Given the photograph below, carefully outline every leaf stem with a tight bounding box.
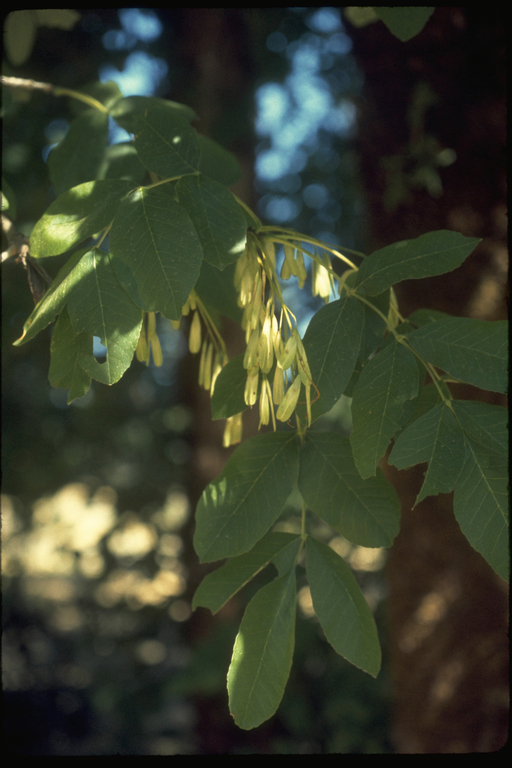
[194,293,227,356]
[144,171,199,190]
[234,195,262,229]
[351,289,455,404]
[53,87,109,113]
[2,76,109,113]
[301,498,307,540]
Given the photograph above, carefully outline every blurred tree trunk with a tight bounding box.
[161,9,268,753]
[345,7,508,753]
[164,8,258,515]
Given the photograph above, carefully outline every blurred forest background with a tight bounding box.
[2,8,508,755]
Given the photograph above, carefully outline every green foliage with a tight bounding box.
[30,179,134,257]
[109,187,203,320]
[4,10,81,67]
[373,7,435,42]
[194,431,300,562]
[4,73,508,733]
[48,109,110,195]
[227,568,297,730]
[305,538,381,677]
[299,432,400,548]
[353,230,480,295]
[344,7,434,42]
[299,295,365,422]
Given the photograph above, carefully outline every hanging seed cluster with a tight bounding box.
[182,290,228,396]
[140,224,358,448]
[234,231,317,434]
[136,312,163,367]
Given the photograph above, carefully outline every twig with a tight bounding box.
[2,213,52,303]
[2,75,108,112]
[1,75,53,93]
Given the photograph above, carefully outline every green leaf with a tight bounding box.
[374,7,435,42]
[393,381,443,440]
[272,535,303,576]
[132,104,200,178]
[351,340,420,478]
[109,187,203,321]
[299,295,365,423]
[342,273,389,362]
[454,436,509,582]
[4,10,37,67]
[305,538,381,677]
[299,432,400,547]
[48,110,109,196]
[30,179,133,258]
[97,142,147,185]
[408,308,455,328]
[354,231,480,297]
[34,9,81,30]
[13,248,89,345]
[176,174,247,269]
[389,402,467,505]
[48,306,92,402]
[194,431,300,562]
[70,80,123,115]
[452,401,508,457]
[64,249,142,385]
[450,400,509,581]
[407,317,508,394]
[196,133,242,186]
[192,531,301,614]
[227,569,296,730]
[359,290,390,362]
[194,260,242,323]
[110,95,197,134]
[210,354,248,420]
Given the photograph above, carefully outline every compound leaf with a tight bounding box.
[30,179,133,258]
[407,317,508,394]
[452,401,508,457]
[194,431,299,562]
[110,95,197,133]
[97,142,147,185]
[132,104,200,178]
[306,537,381,677]
[210,354,248,420]
[351,340,420,478]
[196,133,242,186]
[65,248,142,385]
[48,305,92,402]
[177,174,247,269]
[227,569,296,730]
[454,435,509,582]
[354,231,480,296]
[192,531,301,614]
[48,109,109,195]
[299,432,400,547]
[389,402,467,505]
[110,187,203,321]
[13,248,88,345]
[299,295,364,422]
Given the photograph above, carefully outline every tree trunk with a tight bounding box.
[162,9,266,753]
[345,7,508,753]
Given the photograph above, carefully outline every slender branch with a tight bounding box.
[1,75,53,93]
[2,75,108,113]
